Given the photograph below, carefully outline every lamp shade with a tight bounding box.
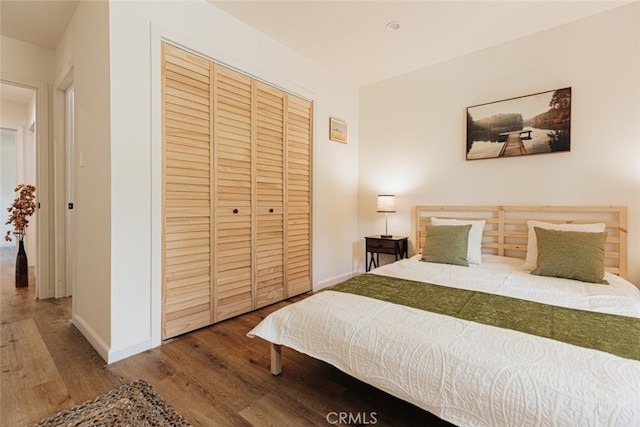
[377,195,396,213]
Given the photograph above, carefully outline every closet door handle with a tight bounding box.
[233,209,239,214]
[269,208,274,213]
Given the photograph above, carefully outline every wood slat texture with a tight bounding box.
[415,205,628,278]
[162,42,312,339]
[255,82,285,308]
[214,63,254,322]
[286,94,312,297]
[162,43,212,339]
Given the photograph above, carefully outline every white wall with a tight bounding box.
[107,0,359,362]
[359,3,640,284]
[0,36,55,84]
[0,128,17,246]
[55,1,112,359]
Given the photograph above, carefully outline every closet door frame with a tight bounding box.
[160,40,313,337]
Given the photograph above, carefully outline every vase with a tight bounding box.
[16,239,28,288]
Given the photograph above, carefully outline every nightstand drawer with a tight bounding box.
[365,235,409,272]
[366,239,397,254]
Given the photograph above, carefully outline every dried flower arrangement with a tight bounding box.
[4,184,36,242]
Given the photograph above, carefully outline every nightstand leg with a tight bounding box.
[366,252,376,272]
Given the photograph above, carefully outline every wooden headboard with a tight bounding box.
[415,205,628,278]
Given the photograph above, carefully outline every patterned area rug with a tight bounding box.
[31,380,191,426]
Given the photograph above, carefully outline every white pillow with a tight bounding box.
[522,220,606,270]
[430,218,486,264]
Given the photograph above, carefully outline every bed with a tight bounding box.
[247,205,640,426]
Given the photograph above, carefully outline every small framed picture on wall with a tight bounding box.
[329,117,347,143]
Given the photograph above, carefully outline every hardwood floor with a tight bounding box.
[0,247,452,426]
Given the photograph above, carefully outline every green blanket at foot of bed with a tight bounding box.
[332,273,640,361]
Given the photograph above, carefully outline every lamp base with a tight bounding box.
[380,234,393,238]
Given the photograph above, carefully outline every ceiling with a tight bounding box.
[0,1,79,104]
[0,84,35,105]
[0,1,79,50]
[0,0,630,87]
[211,1,630,86]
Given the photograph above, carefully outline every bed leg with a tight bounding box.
[270,343,282,375]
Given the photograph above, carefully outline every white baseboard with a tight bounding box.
[72,313,154,364]
[108,337,153,364]
[314,271,356,291]
[72,313,110,363]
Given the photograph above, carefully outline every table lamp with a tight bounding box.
[377,195,395,238]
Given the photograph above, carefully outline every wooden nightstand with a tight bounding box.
[365,235,409,272]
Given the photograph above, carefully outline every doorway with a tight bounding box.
[64,85,75,297]
[52,69,76,299]
[0,83,38,287]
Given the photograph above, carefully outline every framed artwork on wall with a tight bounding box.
[329,117,347,143]
[466,87,571,160]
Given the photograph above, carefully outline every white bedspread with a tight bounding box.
[247,256,640,426]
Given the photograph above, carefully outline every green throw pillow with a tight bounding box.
[531,227,608,284]
[421,224,471,267]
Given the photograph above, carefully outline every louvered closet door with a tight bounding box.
[255,82,285,308]
[161,43,213,339]
[213,65,253,321]
[285,94,313,296]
